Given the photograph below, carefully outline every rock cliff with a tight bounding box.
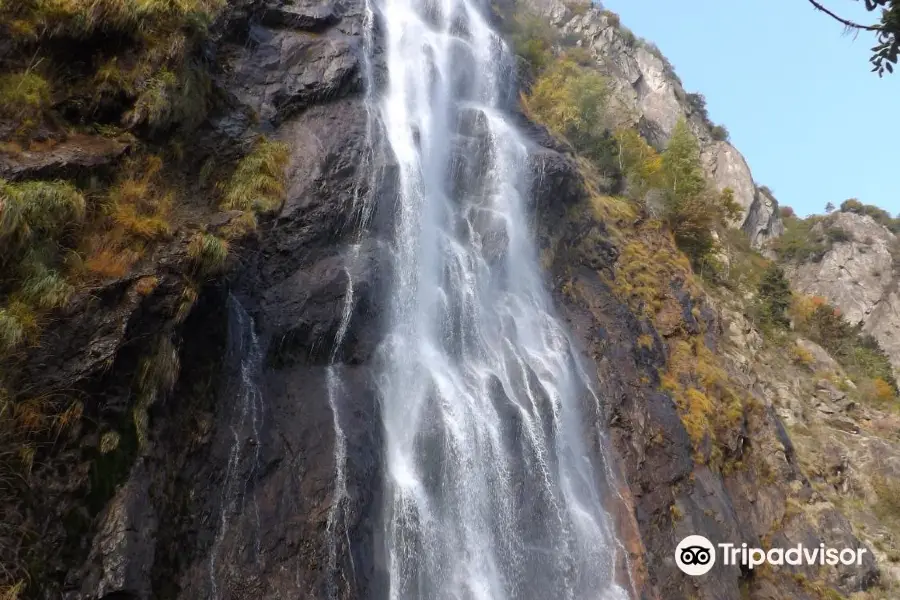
[0,0,896,599]
[786,211,900,380]
[519,0,784,248]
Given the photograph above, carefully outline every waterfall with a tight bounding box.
[209,295,265,599]
[368,0,630,598]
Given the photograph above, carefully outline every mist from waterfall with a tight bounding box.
[367,0,630,598]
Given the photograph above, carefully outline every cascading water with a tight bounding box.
[367,0,630,598]
[209,294,265,599]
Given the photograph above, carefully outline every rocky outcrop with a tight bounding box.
[514,0,783,248]
[787,211,900,379]
[0,134,132,180]
[744,185,785,248]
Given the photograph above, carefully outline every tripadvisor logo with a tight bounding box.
[675,535,716,576]
[675,535,869,576]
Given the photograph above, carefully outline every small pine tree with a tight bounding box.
[757,264,792,328]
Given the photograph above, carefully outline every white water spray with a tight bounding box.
[369,0,629,598]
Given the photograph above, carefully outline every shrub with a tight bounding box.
[873,475,900,522]
[134,334,179,447]
[710,124,729,142]
[0,0,225,42]
[0,179,85,343]
[619,26,636,47]
[0,71,51,137]
[508,13,559,73]
[615,128,663,199]
[124,64,211,132]
[18,258,73,309]
[779,206,795,218]
[772,215,828,262]
[0,581,25,600]
[794,300,898,392]
[659,120,741,262]
[564,0,591,17]
[221,138,290,214]
[0,302,37,353]
[860,377,897,405]
[0,179,85,253]
[106,155,172,237]
[791,344,815,367]
[756,264,792,329]
[641,41,681,84]
[601,10,620,28]
[685,93,710,124]
[524,58,618,172]
[824,225,851,244]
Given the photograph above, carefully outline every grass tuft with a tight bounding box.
[0,179,85,249]
[134,335,179,448]
[0,71,51,138]
[187,232,228,277]
[220,138,289,214]
[99,430,121,454]
[0,581,25,600]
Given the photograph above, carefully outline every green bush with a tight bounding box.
[659,120,741,263]
[187,232,228,278]
[798,302,897,391]
[710,124,730,142]
[0,179,85,259]
[686,93,710,124]
[772,215,828,262]
[0,0,225,42]
[601,10,621,27]
[508,13,559,73]
[524,57,619,172]
[756,264,792,329]
[824,225,851,244]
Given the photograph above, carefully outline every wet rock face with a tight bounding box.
[787,212,900,379]
[219,0,366,124]
[75,460,158,600]
[40,0,385,597]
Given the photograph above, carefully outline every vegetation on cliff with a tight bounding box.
[514,17,757,469]
[0,2,293,595]
[514,11,899,597]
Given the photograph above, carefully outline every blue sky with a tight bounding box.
[602,0,900,218]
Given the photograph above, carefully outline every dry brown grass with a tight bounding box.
[134,275,159,296]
